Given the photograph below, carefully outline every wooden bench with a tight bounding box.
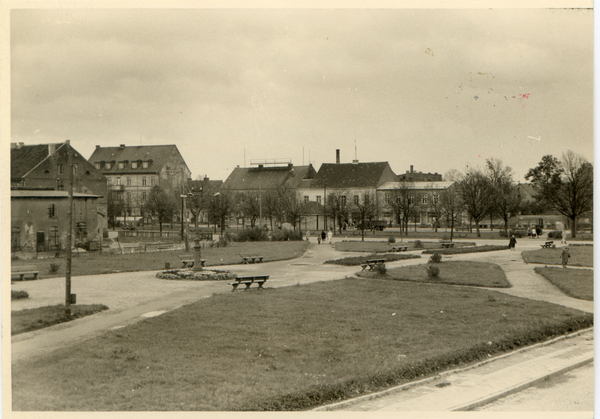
[361,259,386,271]
[441,242,455,249]
[11,265,39,281]
[541,241,555,249]
[179,257,206,268]
[241,255,264,264]
[390,246,408,252]
[228,275,269,291]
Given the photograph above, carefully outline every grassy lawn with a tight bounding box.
[11,241,309,279]
[12,304,109,336]
[334,240,473,253]
[522,245,593,267]
[12,279,591,411]
[534,267,594,301]
[324,253,421,266]
[377,261,511,288]
[421,245,509,255]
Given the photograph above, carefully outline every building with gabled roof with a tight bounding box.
[89,144,191,220]
[221,163,317,192]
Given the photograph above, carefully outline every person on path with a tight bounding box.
[327,229,333,244]
[508,235,517,251]
[321,230,326,244]
[305,230,310,242]
[531,227,537,239]
[561,246,570,268]
[560,230,567,244]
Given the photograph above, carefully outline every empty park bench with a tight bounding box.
[241,255,264,264]
[390,245,408,252]
[179,256,206,268]
[11,265,39,281]
[361,259,386,271]
[228,275,269,291]
[541,241,555,249]
[441,242,455,249]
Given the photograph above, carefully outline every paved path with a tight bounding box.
[10,236,593,412]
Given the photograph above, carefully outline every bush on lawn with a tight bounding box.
[426,264,440,278]
[414,240,423,249]
[12,290,29,300]
[374,263,387,276]
[429,252,442,264]
[422,245,508,255]
[388,236,396,244]
[547,230,563,239]
[49,263,61,274]
[233,227,269,242]
[499,229,525,238]
[271,229,303,242]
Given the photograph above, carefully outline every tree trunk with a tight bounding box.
[570,217,577,239]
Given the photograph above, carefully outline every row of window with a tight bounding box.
[114,191,147,202]
[95,160,151,170]
[108,176,156,186]
[302,194,440,206]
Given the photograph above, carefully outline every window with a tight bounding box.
[142,177,147,186]
[127,177,132,186]
[422,195,428,205]
[119,162,126,169]
[107,177,112,185]
[316,196,322,204]
[105,162,112,169]
[49,227,59,251]
[408,195,414,204]
[142,161,149,168]
[132,161,138,169]
[127,192,132,202]
[48,204,55,218]
[95,162,101,170]
[11,227,20,252]
[304,196,309,203]
[116,177,121,185]
[57,180,64,191]
[433,195,439,205]
[57,164,64,174]
[354,195,359,205]
[341,196,347,206]
[76,222,87,241]
[142,192,147,201]
[385,194,391,204]
[150,177,156,186]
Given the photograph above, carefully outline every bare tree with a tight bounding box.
[326,190,351,234]
[455,169,494,237]
[209,191,234,237]
[281,190,307,232]
[440,187,462,242]
[143,185,177,234]
[525,151,593,238]
[486,158,522,235]
[388,181,418,235]
[239,192,261,228]
[352,191,378,242]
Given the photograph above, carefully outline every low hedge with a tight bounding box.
[422,245,508,255]
[324,253,420,266]
[12,290,29,300]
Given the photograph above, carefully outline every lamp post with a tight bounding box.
[180,194,189,252]
[189,187,203,271]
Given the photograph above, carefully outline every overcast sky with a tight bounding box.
[9,5,593,182]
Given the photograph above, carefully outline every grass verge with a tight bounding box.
[11,241,309,278]
[534,267,593,301]
[324,253,420,266]
[12,304,109,336]
[12,279,591,411]
[421,245,508,255]
[369,261,510,288]
[522,245,593,267]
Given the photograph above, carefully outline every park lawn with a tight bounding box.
[421,245,509,255]
[12,304,109,336]
[381,261,511,288]
[334,240,472,253]
[522,245,593,267]
[325,253,421,266]
[534,267,594,301]
[10,241,308,279]
[12,279,591,411]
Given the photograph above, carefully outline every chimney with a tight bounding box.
[204,176,209,181]
[48,144,56,154]
[96,145,100,149]
[119,144,125,148]
[410,165,414,173]
[336,149,340,164]
[10,143,17,149]
[352,159,359,164]
[65,140,70,145]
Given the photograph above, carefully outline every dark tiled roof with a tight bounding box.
[303,201,325,215]
[222,165,316,191]
[11,143,64,179]
[11,190,102,198]
[88,145,189,174]
[312,162,396,188]
[187,179,223,194]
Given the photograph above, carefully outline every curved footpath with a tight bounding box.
[10,236,594,412]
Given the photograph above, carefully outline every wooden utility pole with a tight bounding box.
[65,146,74,315]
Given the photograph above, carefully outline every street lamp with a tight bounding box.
[189,187,203,271]
[180,194,189,252]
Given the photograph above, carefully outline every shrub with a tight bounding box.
[429,252,442,264]
[271,229,303,242]
[426,264,440,278]
[49,263,61,274]
[234,227,269,242]
[547,230,563,239]
[12,290,29,300]
[374,263,387,276]
[414,240,423,249]
[388,236,396,244]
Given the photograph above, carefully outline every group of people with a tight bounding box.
[508,233,571,268]
[305,229,333,245]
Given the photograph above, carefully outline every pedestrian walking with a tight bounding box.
[305,230,310,242]
[560,230,567,244]
[327,229,333,244]
[321,230,326,244]
[531,227,537,239]
[561,246,570,268]
[508,235,517,251]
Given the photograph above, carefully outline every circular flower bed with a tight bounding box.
[156,269,237,281]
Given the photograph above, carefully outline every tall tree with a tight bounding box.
[352,191,378,242]
[486,158,522,235]
[143,185,177,234]
[388,181,418,235]
[280,190,307,232]
[439,187,462,242]
[209,191,234,237]
[326,190,351,234]
[239,192,261,228]
[107,190,124,230]
[455,169,494,237]
[525,151,593,239]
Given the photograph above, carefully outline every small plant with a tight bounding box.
[547,230,562,239]
[429,252,442,264]
[11,290,29,300]
[388,236,396,244]
[487,295,497,302]
[426,264,439,278]
[414,240,423,249]
[375,263,387,276]
[49,263,61,274]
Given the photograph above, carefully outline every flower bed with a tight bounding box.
[156,269,237,281]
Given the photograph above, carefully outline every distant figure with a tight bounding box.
[560,230,567,244]
[321,230,327,243]
[305,230,310,242]
[508,235,517,251]
[531,227,537,239]
[561,247,570,268]
[327,229,333,244]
